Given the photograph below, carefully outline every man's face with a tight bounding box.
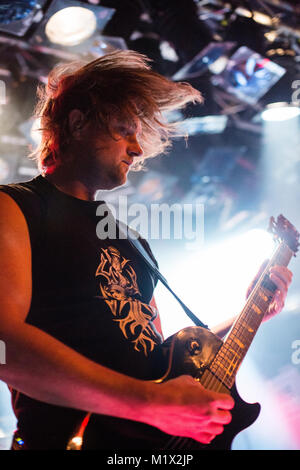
[73,114,144,190]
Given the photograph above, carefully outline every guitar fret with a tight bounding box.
[253,295,268,310]
[207,236,296,388]
[258,291,268,303]
[233,338,245,349]
[251,304,262,315]
[228,326,251,347]
[240,321,254,333]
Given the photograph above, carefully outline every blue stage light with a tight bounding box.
[0,0,38,24]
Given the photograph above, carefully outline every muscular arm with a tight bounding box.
[0,193,233,444]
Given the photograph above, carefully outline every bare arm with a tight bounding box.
[0,192,233,444]
[211,316,237,339]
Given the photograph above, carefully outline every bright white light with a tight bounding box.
[262,103,300,122]
[0,79,6,105]
[30,118,42,147]
[45,7,97,46]
[180,115,228,135]
[160,41,179,62]
[208,55,228,74]
[155,229,275,338]
[0,157,10,180]
[235,7,273,26]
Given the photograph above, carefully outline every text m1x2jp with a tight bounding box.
[152,454,193,466]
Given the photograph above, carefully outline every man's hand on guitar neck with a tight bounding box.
[212,261,292,339]
[246,259,293,321]
[145,375,234,445]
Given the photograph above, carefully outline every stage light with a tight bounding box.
[172,42,235,81]
[179,115,228,135]
[0,157,10,182]
[261,102,300,122]
[235,7,273,27]
[29,0,115,52]
[19,117,42,149]
[30,117,42,146]
[155,229,274,337]
[213,46,286,105]
[0,0,47,37]
[0,79,6,105]
[88,35,127,58]
[0,0,38,24]
[45,7,97,46]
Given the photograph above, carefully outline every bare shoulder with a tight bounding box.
[0,191,31,244]
[0,190,32,323]
[0,190,28,221]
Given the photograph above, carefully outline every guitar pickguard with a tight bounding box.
[155,326,224,383]
[153,326,261,450]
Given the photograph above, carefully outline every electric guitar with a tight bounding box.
[67,215,299,450]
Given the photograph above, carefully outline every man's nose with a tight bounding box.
[127,134,144,158]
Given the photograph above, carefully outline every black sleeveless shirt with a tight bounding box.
[0,175,163,449]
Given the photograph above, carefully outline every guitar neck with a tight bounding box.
[209,241,294,389]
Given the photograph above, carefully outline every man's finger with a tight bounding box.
[212,394,235,410]
[269,266,293,287]
[213,409,232,424]
[269,273,288,293]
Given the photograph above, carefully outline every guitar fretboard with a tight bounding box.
[209,242,293,389]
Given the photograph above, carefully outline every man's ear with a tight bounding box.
[68,109,86,137]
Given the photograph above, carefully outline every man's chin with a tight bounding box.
[100,175,127,191]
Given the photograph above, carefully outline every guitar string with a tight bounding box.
[170,247,288,449]
[167,243,290,449]
[165,252,279,450]
[203,243,289,393]
[203,296,271,392]
[205,244,286,390]
[165,303,263,449]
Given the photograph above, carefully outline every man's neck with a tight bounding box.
[43,171,97,202]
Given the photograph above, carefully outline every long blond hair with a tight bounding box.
[30,50,203,172]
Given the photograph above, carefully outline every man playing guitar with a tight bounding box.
[0,51,292,450]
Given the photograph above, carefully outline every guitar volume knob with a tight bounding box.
[187,339,202,356]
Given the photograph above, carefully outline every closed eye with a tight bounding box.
[117,126,129,136]
[120,126,137,138]
[113,119,142,140]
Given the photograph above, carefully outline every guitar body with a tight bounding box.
[80,327,260,450]
[154,326,261,450]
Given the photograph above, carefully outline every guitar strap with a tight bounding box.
[117,220,209,330]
